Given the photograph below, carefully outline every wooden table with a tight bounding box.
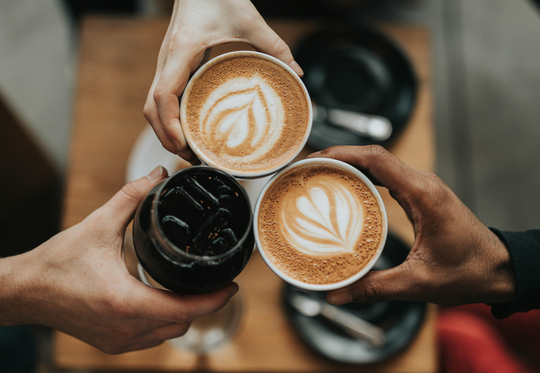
[55,16,436,372]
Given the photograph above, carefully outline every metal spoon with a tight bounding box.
[289,292,386,347]
[312,104,393,142]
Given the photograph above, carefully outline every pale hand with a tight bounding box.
[0,166,238,354]
[143,0,304,162]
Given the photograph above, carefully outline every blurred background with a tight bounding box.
[1,0,540,371]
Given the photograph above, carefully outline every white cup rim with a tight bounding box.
[179,51,313,179]
[253,158,388,291]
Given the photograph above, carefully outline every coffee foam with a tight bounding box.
[258,166,383,285]
[184,56,309,174]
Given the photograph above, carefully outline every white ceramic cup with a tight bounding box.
[180,51,312,179]
[253,158,388,291]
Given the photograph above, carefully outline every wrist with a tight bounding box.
[0,250,42,326]
[484,229,515,304]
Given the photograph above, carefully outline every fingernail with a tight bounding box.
[307,150,322,158]
[329,292,352,305]
[148,166,166,182]
[290,60,304,77]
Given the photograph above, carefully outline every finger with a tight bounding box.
[144,1,191,158]
[137,322,191,343]
[143,98,180,155]
[125,340,164,353]
[153,49,204,162]
[244,21,303,76]
[154,91,185,153]
[176,147,199,165]
[108,340,165,355]
[144,93,198,162]
[326,264,423,304]
[153,58,190,152]
[98,166,168,231]
[102,322,189,354]
[309,145,420,197]
[131,281,239,324]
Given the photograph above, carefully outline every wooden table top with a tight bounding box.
[55,16,436,372]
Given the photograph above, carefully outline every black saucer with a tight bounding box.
[294,26,417,149]
[282,232,426,365]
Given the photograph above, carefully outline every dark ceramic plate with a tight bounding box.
[282,232,426,365]
[294,26,417,150]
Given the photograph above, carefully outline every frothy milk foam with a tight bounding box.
[258,164,384,285]
[182,54,310,176]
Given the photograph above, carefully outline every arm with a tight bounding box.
[309,146,516,308]
[0,166,238,354]
[143,0,303,162]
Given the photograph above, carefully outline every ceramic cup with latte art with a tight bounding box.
[180,51,313,179]
[254,158,388,291]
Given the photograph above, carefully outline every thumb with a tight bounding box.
[309,145,425,213]
[309,145,414,191]
[99,166,169,231]
[326,265,420,305]
[246,22,304,77]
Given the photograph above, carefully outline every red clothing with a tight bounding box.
[438,304,540,373]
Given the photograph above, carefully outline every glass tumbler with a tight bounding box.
[132,166,254,351]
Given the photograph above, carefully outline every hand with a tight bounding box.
[0,166,238,354]
[308,146,515,307]
[143,0,303,162]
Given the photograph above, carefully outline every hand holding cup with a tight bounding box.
[310,145,515,307]
[143,0,304,162]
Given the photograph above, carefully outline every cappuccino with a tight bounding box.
[180,51,312,178]
[255,159,387,290]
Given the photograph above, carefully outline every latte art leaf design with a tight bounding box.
[282,185,364,255]
[199,77,284,159]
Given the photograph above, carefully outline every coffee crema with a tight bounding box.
[182,55,310,175]
[257,165,384,285]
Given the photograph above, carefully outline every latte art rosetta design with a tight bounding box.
[199,77,284,160]
[282,184,364,255]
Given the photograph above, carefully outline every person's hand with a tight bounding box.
[0,166,238,354]
[308,146,515,307]
[143,0,303,162]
